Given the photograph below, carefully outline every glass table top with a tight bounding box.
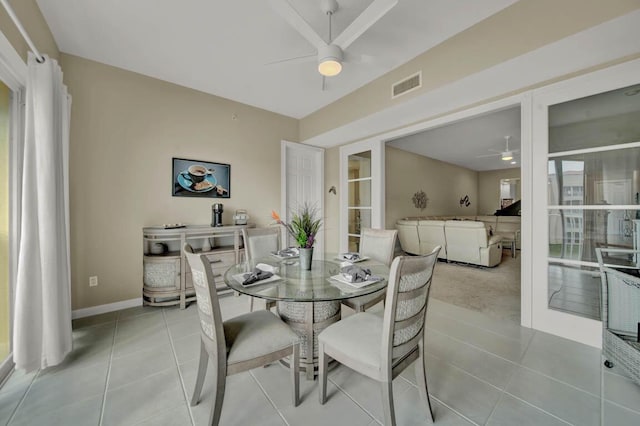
[223,255,389,302]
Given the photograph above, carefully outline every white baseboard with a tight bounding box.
[72,298,143,319]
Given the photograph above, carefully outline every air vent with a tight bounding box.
[391,71,422,99]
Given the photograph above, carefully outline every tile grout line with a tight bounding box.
[419,351,506,393]
[426,326,523,370]
[484,391,508,426]
[327,377,379,424]
[499,392,574,425]
[428,310,529,343]
[162,308,196,426]
[489,331,576,426]
[602,398,640,417]
[98,318,119,426]
[398,375,478,426]
[249,369,290,426]
[4,369,38,425]
[484,331,536,425]
[427,325,609,400]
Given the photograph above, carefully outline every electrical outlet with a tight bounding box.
[89,276,98,287]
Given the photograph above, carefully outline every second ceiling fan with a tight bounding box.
[269,0,398,87]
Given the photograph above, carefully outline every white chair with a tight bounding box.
[319,247,441,426]
[242,227,280,312]
[183,244,300,425]
[341,228,398,312]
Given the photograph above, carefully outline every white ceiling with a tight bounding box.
[35,0,518,119]
[387,106,521,171]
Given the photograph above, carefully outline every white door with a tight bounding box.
[281,141,324,255]
[531,59,640,347]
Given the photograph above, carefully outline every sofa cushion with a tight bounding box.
[417,220,447,259]
[444,220,502,267]
[396,220,420,255]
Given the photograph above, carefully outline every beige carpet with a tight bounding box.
[430,251,521,323]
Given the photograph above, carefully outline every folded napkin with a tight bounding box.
[340,252,361,261]
[243,268,274,285]
[276,247,299,257]
[340,265,375,283]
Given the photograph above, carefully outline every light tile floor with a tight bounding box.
[1,296,639,426]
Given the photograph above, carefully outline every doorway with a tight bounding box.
[385,106,523,323]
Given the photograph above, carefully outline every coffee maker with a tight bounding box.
[212,203,224,227]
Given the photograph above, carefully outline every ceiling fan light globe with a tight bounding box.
[318,59,342,76]
[318,44,343,77]
[501,151,513,161]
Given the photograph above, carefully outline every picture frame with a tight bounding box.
[172,157,231,198]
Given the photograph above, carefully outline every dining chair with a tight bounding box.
[242,227,281,312]
[319,247,441,426]
[183,244,300,425]
[341,228,398,312]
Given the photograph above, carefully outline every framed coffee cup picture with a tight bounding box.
[172,157,231,198]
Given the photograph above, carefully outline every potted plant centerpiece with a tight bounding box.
[272,204,322,270]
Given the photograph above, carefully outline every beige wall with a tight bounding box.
[299,0,640,140]
[478,168,521,215]
[0,0,58,61]
[62,54,298,309]
[385,146,478,228]
[324,146,340,253]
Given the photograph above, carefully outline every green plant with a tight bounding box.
[272,204,322,248]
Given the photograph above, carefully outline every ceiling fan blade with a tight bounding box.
[265,53,316,66]
[476,153,501,158]
[321,75,326,92]
[333,0,398,50]
[270,0,327,49]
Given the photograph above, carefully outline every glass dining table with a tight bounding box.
[224,254,389,379]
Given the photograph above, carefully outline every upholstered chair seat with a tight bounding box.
[319,247,441,426]
[183,244,300,425]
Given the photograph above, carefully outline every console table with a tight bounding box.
[142,224,253,309]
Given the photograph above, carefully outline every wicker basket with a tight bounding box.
[596,248,640,386]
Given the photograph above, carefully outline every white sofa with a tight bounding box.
[396,218,503,267]
[444,220,503,267]
[397,219,448,260]
[396,219,421,256]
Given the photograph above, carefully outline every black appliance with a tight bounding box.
[212,203,224,227]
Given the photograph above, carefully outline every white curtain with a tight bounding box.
[13,54,72,371]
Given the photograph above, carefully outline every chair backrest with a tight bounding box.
[359,228,398,267]
[243,227,281,261]
[381,247,440,364]
[183,244,226,358]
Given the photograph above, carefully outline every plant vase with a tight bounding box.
[299,247,314,271]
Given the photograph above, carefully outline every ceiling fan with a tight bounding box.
[269,0,398,86]
[477,136,520,162]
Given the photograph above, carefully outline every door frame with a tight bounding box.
[0,31,26,382]
[530,57,640,348]
[339,138,385,253]
[338,93,532,327]
[281,140,325,255]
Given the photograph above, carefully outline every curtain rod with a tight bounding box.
[0,0,45,63]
